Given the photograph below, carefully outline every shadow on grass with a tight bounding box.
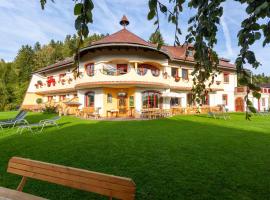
[0,116,270,200]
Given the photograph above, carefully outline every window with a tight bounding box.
[222,94,228,106]
[85,63,95,76]
[137,64,160,77]
[117,64,128,75]
[171,67,179,77]
[268,89,270,93]
[182,69,188,80]
[262,98,266,106]
[107,93,112,103]
[142,91,161,108]
[187,93,194,106]
[59,95,66,101]
[170,98,181,107]
[186,47,193,57]
[202,95,209,105]
[47,96,53,102]
[129,96,134,107]
[85,92,94,107]
[264,88,267,93]
[223,73,229,83]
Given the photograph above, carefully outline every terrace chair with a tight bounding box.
[16,116,61,134]
[0,111,28,130]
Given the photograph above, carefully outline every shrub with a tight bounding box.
[43,105,57,114]
[36,98,43,104]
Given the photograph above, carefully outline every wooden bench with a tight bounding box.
[7,157,136,200]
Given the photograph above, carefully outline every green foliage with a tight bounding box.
[149,31,166,46]
[146,0,270,120]
[36,98,43,104]
[0,33,105,111]
[43,105,57,114]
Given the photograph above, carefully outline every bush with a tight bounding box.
[43,105,57,114]
[36,98,43,104]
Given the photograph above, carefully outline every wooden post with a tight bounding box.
[17,176,27,191]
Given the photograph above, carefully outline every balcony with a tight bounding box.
[75,68,223,91]
[33,73,76,94]
[33,67,224,93]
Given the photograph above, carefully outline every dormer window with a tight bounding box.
[186,47,193,57]
[223,73,229,83]
[85,63,95,77]
[182,69,189,80]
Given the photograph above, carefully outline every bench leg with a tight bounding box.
[17,176,27,191]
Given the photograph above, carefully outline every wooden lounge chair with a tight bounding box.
[0,111,28,130]
[16,116,61,134]
[7,157,136,200]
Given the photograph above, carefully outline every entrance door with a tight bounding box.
[117,92,128,116]
[235,97,244,112]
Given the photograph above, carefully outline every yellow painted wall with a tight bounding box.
[22,93,43,105]
[102,87,135,117]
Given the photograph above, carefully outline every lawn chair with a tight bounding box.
[0,111,28,130]
[16,116,61,134]
[208,112,216,119]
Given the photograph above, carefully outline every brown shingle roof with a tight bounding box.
[91,28,154,47]
[162,45,235,69]
[34,57,74,73]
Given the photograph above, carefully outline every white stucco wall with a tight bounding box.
[77,88,104,114]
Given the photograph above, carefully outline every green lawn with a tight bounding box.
[0,112,270,200]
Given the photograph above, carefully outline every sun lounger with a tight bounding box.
[16,116,61,134]
[0,111,28,130]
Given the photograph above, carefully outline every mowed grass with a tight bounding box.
[0,112,270,200]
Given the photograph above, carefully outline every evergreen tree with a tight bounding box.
[149,31,165,46]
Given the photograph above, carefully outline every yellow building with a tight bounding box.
[22,16,239,118]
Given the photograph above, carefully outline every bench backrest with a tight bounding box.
[7,157,136,200]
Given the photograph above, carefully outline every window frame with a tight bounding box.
[107,93,113,103]
[171,67,179,78]
[142,90,161,109]
[85,63,95,77]
[222,94,228,106]
[182,69,189,80]
[85,91,95,107]
[223,73,230,83]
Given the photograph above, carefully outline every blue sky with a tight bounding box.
[0,0,269,75]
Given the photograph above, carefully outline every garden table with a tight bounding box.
[0,187,47,200]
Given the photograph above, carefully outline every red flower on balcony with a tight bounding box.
[47,76,56,87]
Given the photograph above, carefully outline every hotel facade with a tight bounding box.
[21,16,270,117]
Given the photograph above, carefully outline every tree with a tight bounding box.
[149,31,165,46]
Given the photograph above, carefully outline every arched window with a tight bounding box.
[85,63,95,76]
[142,90,161,108]
[137,64,160,77]
[85,92,95,107]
